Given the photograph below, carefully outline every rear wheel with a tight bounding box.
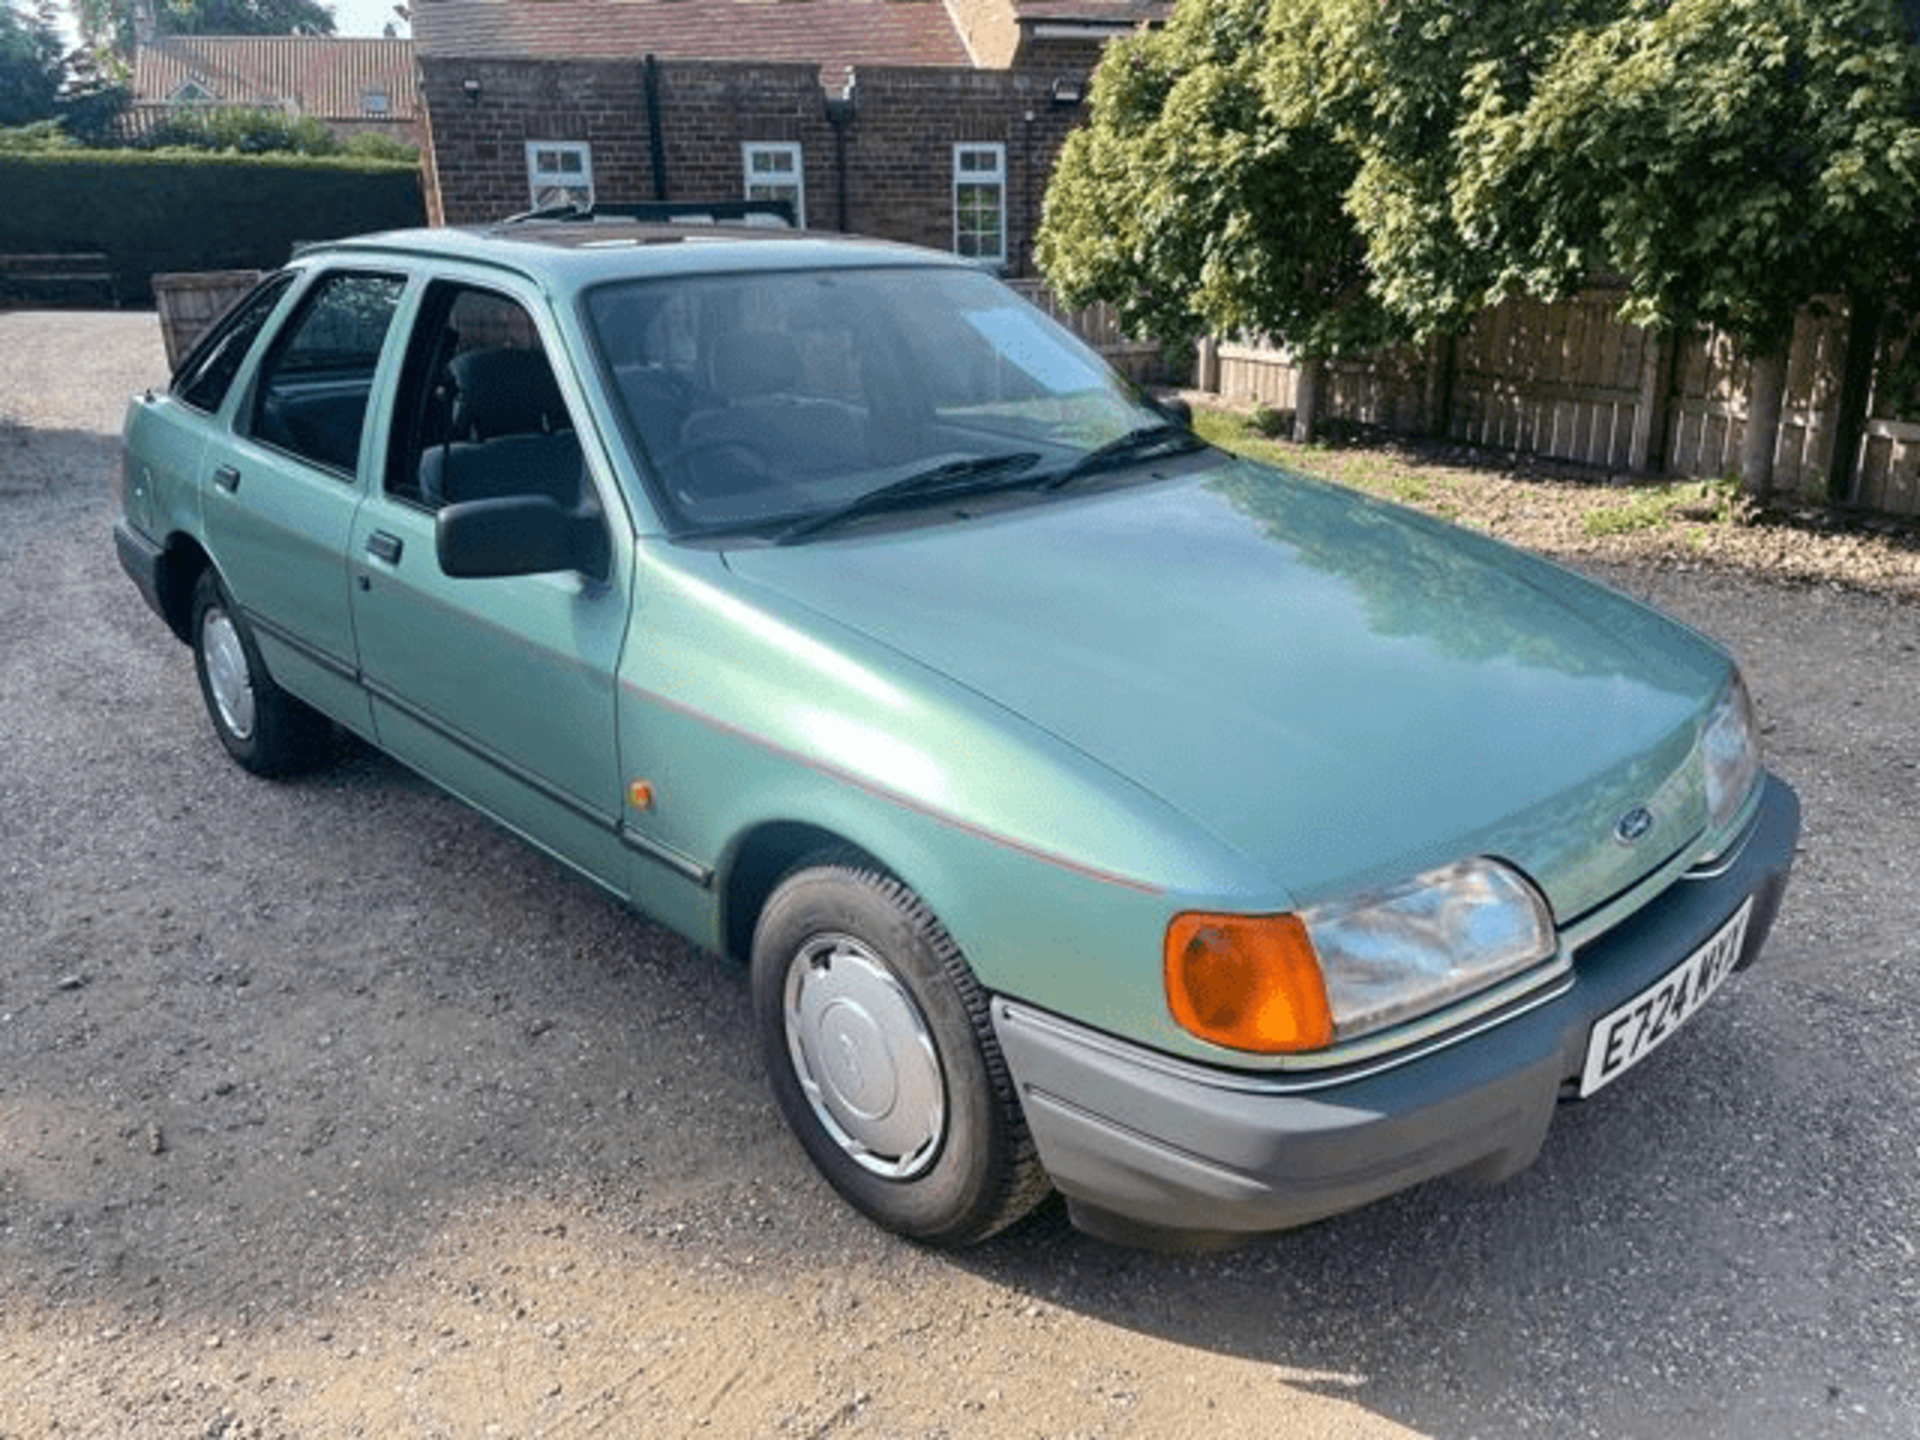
[190,569,331,777]
[751,857,1049,1245]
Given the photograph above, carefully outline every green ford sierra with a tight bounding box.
[116,217,1798,1248]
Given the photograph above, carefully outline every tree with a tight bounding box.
[1039,0,1614,437]
[156,0,336,36]
[1037,0,1396,437]
[75,0,336,60]
[0,1,64,126]
[1450,0,1920,496]
[1264,0,1622,338]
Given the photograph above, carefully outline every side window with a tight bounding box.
[245,272,405,474]
[953,143,1007,268]
[527,141,593,209]
[173,272,296,415]
[742,141,805,228]
[388,282,589,516]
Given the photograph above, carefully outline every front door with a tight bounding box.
[347,279,632,893]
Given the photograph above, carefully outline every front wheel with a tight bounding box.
[751,858,1049,1245]
[190,569,331,777]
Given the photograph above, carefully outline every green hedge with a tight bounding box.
[0,149,424,303]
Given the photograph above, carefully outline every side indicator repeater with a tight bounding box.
[627,780,656,811]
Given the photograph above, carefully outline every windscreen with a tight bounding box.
[585,264,1156,535]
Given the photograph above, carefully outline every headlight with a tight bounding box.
[1165,859,1556,1054]
[1702,669,1761,838]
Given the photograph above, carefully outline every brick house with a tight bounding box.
[128,35,425,147]
[415,0,1165,277]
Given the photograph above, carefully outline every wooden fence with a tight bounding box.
[1006,280,1165,386]
[1194,290,1920,518]
[151,270,264,369]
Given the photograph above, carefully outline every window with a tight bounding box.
[360,88,390,116]
[526,141,593,209]
[953,144,1007,268]
[168,80,214,104]
[742,142,805,228]
[173,272,296,414]
[389,283,589,517]
[246,272,405,474]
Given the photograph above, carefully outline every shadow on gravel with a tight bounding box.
[954,983,1904,1437]
[0,427,120,553]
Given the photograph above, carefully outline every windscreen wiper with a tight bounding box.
[1040,422,1206,491]
[774,451,1043,545]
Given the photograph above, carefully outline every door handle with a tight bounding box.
[365,531,404,565]
[212,465,240,494]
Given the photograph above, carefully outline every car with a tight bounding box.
[115,217,1798,1249]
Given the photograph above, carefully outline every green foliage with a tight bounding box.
[0,148,422,301]
[1270,0,1619,336]
[1037,0,1397,360]
[135,105,344,155]
[77,0,333,56]
[1453,0,1920,355]
[0,117,73,149]
[1581,479,1736,537]
[340,130,418,164]
[159,0,335,35]
[0,0,64,126]
[1041,0,1920,377]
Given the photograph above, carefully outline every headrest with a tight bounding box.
[450,347,568,440]
[711,331,801,398]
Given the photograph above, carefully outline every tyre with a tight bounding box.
[751,857,1050,1245]
[190,569,331,777]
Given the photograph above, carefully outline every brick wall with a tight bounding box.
[419,52,1096,277]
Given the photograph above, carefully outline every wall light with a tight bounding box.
[461,76,482,104]
[1049,77,1083,108]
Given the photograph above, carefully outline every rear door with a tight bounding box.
[124,272,296,548]
[203,267,409,735]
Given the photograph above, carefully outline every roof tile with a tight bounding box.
[131,37,420,122]
[412,0,972,88]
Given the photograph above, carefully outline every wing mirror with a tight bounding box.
[436,496,610,581]
[1153,394,1194,430]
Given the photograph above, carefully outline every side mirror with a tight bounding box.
[1154,394,1194,430]
[436,496,609,581]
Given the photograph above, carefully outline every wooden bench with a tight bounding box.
[0,253,117,307]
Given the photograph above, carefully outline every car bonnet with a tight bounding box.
[722,459,1731,920]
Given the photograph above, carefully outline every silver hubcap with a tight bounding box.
[202,609,256,741]
[784,934,945,1180]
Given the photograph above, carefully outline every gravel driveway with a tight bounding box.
[1,310,1915,1439]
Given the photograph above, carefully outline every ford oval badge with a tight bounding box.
[1613,805,1656,845]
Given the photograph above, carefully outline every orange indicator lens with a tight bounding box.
[1164,913,1334,1053]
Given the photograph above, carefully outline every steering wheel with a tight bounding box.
[654,439,776,501]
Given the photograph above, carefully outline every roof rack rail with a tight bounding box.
[501,199,797,228]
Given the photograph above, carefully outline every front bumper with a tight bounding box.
[993,771,1799,1247]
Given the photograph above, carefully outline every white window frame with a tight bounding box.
[526,140,594,210]
[742,141,806,228]
[953,143,1008,269]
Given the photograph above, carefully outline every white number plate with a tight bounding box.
[1580,898,1754,1097]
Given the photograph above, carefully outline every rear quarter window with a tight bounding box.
[172,273,297,415]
